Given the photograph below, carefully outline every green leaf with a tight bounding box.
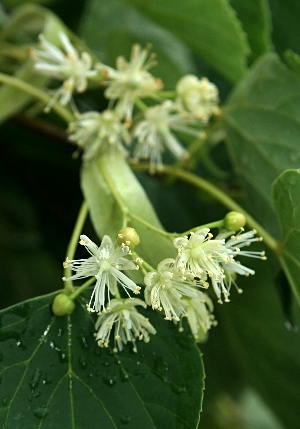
[224,53,300,237]
[124,0,249,82]
[212,257,300,429]
[230,0,273,63]
[81,152,176,278]
[0,292,204,428]
[272,169,300,306]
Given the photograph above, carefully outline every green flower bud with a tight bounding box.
[224,211,246,231]
[117,227,140,250]
[52,293,75,316]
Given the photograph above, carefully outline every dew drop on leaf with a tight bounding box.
[33,406,48,419]
[79,356,87,369]
[29,368,42,390]
[121,415,131,424]
[102,373,117,387]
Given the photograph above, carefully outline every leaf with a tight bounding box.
[0,292,204,428]
[224,53,300,237]
[272,169,300,306]
[230,0,273,63]
[210,256,300,429]
[123,0,249,82]
[81,152,176,280]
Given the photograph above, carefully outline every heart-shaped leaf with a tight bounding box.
[0,292,204,428]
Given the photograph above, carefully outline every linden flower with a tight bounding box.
[133,100,203,172]
[63,235,140,313]
[144,258,201,321]
[68,109,131,160]
[181,293,217,342]
[30,32,97,107]
[175,75,220,123]
[97,44,163,122]
[174,228,227,280]
[95,298,156,353]
[210,229,266,302]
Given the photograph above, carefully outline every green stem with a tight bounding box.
[68,278,95,301]
[181,220,224,236]
[134,98,148,112]
[131,250,155,275]
[129,212,172,239]
[0,72,73,123]
[158,90,176,99]
[64,201,88,292]
[131,162,278,252]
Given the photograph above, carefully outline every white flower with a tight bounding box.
[63,235,140,312]
[175,75,220,122]
[68,109,131,160]
[174,228,265,303]
[97,44,163,122]
[133,100,203,172]
[95,298,156,353]
[212,229,266,301]
[182,293,217,341]
[30,32,97,107]
[174,228,226,280]
[144,258,201,321]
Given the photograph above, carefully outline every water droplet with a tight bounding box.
[102,361,110,367]
[29,368,42,390]
[120,367,129,382]
[58,350,68,363]
[102,373,117,387]
[16,339,26,349]
[77,336,89,349]
[121,415,131,424]
[79,356,87,369]
[33,406,48,419]
[57,328,63,337]
[2,398,7,406]
[42,373,53,385]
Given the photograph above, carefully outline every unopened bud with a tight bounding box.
[224,211,246,231]
[52,293,75,317]
[117,227,140,250]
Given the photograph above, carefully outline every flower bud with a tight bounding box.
[117,227,140,249]
[52,293,75,316]
[224,211,246,231]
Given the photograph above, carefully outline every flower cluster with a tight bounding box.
[31,33,219,171]
[63,223,264,351]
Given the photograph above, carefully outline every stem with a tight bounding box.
[158,90,176,99]
[134,98,148,112]
[68,278,95,301]
[0,72,73,123]
[131,162,278,252]
[181,220,224,236]
[64,201,88,291]
[131,250,155,275]
[129,212,172,239]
